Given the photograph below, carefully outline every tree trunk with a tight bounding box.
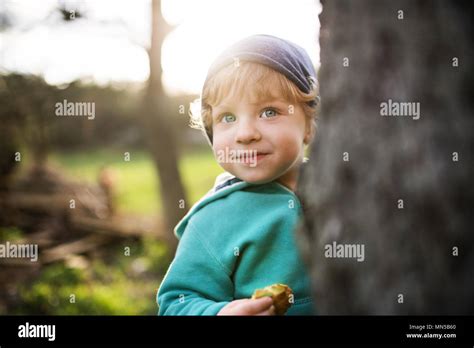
[297,0,473,314]
[142,0,187,253]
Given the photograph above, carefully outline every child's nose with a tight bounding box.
[234,119,261,144]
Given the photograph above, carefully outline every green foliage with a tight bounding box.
[0,227,24,241]
[15,238,170,315]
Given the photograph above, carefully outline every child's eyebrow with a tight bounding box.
[213,104,233,111]
[250,98,289,106]
[214,98,286,110]
[212,105,233,118]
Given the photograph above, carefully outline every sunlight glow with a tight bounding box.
[0,0,320,96]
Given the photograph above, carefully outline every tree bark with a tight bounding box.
[142,0,188,253]
[297,0,473,314]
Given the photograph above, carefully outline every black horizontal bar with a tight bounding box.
[0,315,472,346]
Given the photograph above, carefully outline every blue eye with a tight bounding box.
[260,108,278,118]
[221,114,236,123]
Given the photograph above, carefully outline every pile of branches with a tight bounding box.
[0,165,150,266]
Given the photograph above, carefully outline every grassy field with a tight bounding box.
[49,148,223,215]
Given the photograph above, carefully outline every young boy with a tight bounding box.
[157,35,319,315]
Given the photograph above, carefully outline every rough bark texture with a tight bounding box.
[297,0,473,314]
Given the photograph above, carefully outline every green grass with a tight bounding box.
[48,149,223,215]
[13,237,172,315]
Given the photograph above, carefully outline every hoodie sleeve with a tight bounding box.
[157,222,234,315]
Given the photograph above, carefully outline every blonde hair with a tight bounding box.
[189,61,319,143]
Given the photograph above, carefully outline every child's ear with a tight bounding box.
[303,120,316,145]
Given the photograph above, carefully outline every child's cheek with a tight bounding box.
[278,130,305,163]
[211,137,230,170]
[212,134,224,156]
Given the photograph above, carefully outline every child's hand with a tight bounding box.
[217,297,275,316]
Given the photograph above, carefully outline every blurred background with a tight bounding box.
[0,0,320,314]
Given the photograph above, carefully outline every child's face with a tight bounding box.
[211,90,309,189]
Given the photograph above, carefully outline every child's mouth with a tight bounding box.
[236,152,269,166]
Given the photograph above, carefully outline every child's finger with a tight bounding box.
[243,297,273,313]
[255,305,276,316]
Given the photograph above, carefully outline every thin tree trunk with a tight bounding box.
[297,0,473,314]
[142,0,188,253]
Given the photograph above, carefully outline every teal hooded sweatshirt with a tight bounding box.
[157,173,315,315]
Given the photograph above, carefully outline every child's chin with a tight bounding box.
[234,171,275,185]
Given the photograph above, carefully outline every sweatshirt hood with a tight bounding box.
[174,172,249,239]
